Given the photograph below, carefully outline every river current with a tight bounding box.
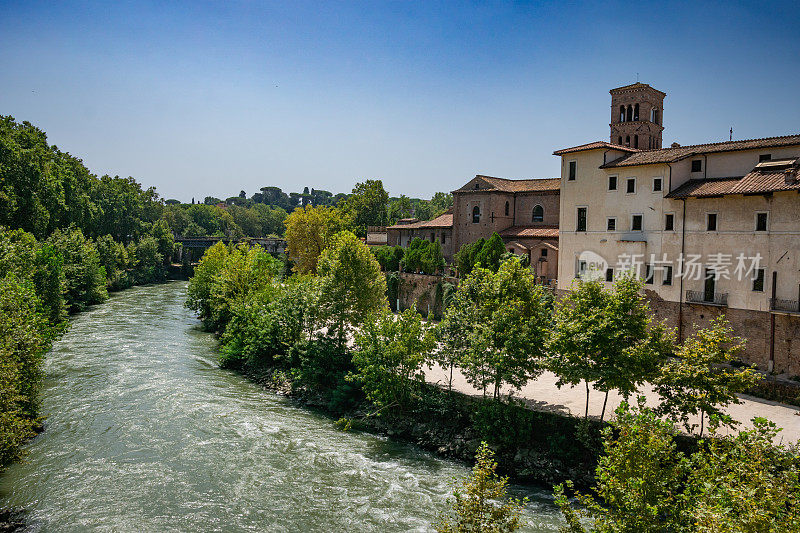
[0,282,561,532]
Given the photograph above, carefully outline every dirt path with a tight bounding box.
[423,364,800,444]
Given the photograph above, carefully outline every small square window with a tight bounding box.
[753,268,765,292]
[756,212,768,232]
[691,160,702,172]
[664,213,674,231]
[653,177,662,192]
[663,266,673,286]
[605,268,614,282]
[577,207,587,232]
[541,248,548,257]
[759,154,772,162]
[707,213,717,231]
[632,214,643,231]
[607,217,616,231]
[608,176,617,191]
[568,161,576,181]
[626,178,636,194]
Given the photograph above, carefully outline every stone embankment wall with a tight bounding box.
[396,272,457,319]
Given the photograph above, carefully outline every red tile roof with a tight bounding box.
[600,134,800,169]
[456,175,560,193]
[553,141,640,156]
[387,212,453,230]
[667,161,800,198]
[610,82,666,97]
[499,225,559,238]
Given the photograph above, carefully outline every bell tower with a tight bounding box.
[610,82,665,150]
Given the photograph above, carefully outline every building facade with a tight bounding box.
[556,83,800,373]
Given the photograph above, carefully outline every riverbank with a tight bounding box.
[241,364,602,491]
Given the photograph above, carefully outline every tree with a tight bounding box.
[430,192,454,216]
[653,316,759,436]
[351,309,435,413]
[46,227,107,312]
[447,257,553,399]
[186,241,229,330]
[401,238,444,275]
[317,231,387,343]
[435,442,527,533]
[284,205,352,274]
[554,401,691,533]
[548,274,670,420]
[474,233,505,273]
[341,179,389,236]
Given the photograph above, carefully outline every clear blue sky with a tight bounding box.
[2,1,799,202]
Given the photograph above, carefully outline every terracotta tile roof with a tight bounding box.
[610,82,666,96]
[667,161,800,198]
[387,212,453,230]
[600,134,800,169]
[553,141,639,156]
[457,175,560,193]
[499,225,559,238]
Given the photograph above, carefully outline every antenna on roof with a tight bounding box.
[636,72,639,82]
[730,127,733,141]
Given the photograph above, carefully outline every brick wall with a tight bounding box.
[396,272,457,319]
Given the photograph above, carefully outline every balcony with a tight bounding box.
[686,290,728,306]
[771,298,800,314]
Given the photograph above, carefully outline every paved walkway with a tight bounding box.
[423,365,800,444]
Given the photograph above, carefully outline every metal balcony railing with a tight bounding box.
[770,298,800,313]
[686,290,728,306]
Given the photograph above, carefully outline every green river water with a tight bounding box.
[0,282,562,532]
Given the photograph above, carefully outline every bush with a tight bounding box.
[46,226,107,312]
[401,238,444,275]
[372,245,404,272]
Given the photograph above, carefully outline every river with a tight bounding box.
[0,282,562,532]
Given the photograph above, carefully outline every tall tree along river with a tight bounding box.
[0,282,561,532]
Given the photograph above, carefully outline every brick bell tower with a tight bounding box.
[610,82,666,150]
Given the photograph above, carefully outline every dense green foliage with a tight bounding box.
[436,442,527,532]
[453,233,506,275]
[371,245,404,272]
[400,238,445,275]
[555,402,800,532]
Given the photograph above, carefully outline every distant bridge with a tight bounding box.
[175,237,287,256]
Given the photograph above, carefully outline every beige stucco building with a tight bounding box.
[555,83,800,374]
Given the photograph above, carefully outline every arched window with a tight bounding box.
[618,136,623,145]
[472,206,480,223]
[504,201,509,216]
[651,108,659,124]
[626,105,633,122]
[634,103,639,121]
[634,135,639,148]
[625,135,631,147]
[619,105,625,122]
[532,204,544,222]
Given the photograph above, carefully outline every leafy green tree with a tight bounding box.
[284,205,352,274]
[186,241,229,330]
[317,231,388,343]
[401,238,444,275]
[454,238,485,277]
[351,309,435,413]
[474,233,505,273]
[150,219,174,264]
[430,192,454,216]
[653,316,759,436]
[435,442,527,533]
[449,258,553,398]
[548,275,670,420]
[95,234,132,290]
[46,227,107,312]
[342,179,389,236]
[372,245,404,272]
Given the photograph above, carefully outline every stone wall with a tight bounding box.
[396,272,457,319]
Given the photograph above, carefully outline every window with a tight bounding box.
[608,175,617,191]
[631,214,643,231]
[474,183,480,190]
[441,233,446,244]
[634,104,639,121]
[619,106,625,122]
[645,264,654,284]
[625,135,630,146]
[577,207,587,232]
[663,265,673,286]
[707,213,717,232]
[568,161,577,181]
[634,135,639,148]
[664,213,674,231]
[618,136,623,145]
[755,212,768,232]
[607,217,617,231]
[605,268,614,282]
[653,177,662,192]
[431,232,435,242]
[691,159,702,172]
[472,206,480,223]
[626,105,632,122]
[651,108,659,124]
[626,177,636,194]
[759,154,772,162]
[504,201,509,217]
[541,248,548,257]
[532,204,544,222]
[753,268,765,292]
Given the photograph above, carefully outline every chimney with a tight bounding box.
[785,168,797,185]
